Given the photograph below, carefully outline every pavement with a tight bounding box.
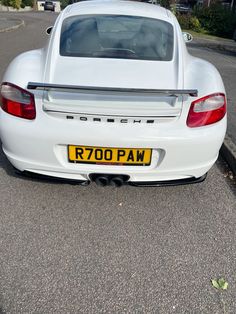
[0,15,235,176]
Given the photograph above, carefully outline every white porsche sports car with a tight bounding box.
[0,0,226,187]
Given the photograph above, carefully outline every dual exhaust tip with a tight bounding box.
[90,174,129,187]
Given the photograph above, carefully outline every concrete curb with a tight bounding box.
[208,43,236,53]
[0,18,24,33]
[220,135,236,176]
[190,42,236,54]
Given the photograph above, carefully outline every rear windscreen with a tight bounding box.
[60,15,174,61]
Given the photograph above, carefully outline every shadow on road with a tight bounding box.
[0,141,17,178]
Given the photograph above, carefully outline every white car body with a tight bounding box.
[0,0,227,186]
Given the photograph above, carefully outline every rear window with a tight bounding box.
[60,15,174,61]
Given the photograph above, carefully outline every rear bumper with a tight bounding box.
[0,109,226,183]
[128,173,207,186]
[17,169,207,187]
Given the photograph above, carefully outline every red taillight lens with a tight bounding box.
[187,93,226,128]
[0,82,36,120]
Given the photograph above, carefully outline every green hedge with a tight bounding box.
[193,4,236,38]
[177,14,202,32]
[1,0,21,9]
[21,0,33,7]
[177,4,236,38]
[1,0,32,8]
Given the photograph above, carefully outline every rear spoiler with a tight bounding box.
[27,82,198,97]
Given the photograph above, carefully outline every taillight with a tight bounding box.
[0,82,36,120]
[187,93,226,128]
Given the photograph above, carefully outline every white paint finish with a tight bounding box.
[0,106,226,180]
[0,0,227,183]
[48,57,179,89]
[64,0,169,20]
[3,49,45,87]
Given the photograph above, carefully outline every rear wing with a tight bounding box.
[27,82,198,97]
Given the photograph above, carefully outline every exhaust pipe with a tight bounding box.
[110,176,124,187]
[94,176,109,187]
[90,173,130,187]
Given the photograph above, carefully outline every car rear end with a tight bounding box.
[44,1,54,11]
[0,1,227,186]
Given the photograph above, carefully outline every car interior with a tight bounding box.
[60,15,173,61]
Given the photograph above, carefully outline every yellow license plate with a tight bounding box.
[68,145,152,166]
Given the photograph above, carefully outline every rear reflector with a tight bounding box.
[187,93,226,127]
[0,82,36,120]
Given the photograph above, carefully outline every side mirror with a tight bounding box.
[182,32,193,43]
[46,26,53,35]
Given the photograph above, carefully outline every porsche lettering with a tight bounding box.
[67,116,155,124]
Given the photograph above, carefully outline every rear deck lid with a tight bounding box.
[38,13,196,117]
[41,57,187,117]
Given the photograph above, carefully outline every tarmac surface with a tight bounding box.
[0,11,235,314]
[0,16,23,32]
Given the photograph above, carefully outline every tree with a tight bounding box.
[1,0,22,9]
[10,0,21,9]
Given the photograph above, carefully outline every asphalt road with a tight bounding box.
[0,12,235,314]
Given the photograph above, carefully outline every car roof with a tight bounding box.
[63,0,172,22]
